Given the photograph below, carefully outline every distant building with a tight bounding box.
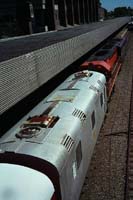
[98,6,106,21]
[0,0,99,38]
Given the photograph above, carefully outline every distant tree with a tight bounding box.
[107,11,114,19]
[104,8,108,18]
[114,7,131,17]
[105,6,133,19]
[127,6,133,16]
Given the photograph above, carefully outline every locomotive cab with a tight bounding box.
[0,163,56,200]
[81,45,121,97]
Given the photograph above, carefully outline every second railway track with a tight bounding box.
[125,76,133,199]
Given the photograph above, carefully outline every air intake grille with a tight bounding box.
[61,134,74,152]
[89,85,99,94]
[72,109,86,122]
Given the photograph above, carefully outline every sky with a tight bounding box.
[101,0,133,11]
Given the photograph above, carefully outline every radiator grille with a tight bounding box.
[72,109,86,122]
[61,134,74,152]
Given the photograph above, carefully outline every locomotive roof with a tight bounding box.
[88,45,117,61]
[0,70,106,170]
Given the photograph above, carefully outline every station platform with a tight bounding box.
[0,22,112,62]
[0,18,129,62]
[0,17,130,115]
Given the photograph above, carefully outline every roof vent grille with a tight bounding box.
[89,85,100,94]
[72,109,86,122]
[61,134,74,152]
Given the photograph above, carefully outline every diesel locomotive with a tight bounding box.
[0,71,107,200]
[0,29,128,200]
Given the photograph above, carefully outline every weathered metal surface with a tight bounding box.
[0,70,106,200]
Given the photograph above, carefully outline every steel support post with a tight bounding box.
[92,0,97,21]
[95,0,99,21]
[58,0,67,27]
[16,0,31,35]
[79,0,85,24]
[88,0,93,22]
[84,0,89,23]
[73,0,80,24]
[45,0,56,30]
[66,0,74,26]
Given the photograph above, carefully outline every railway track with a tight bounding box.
[125,77,133,200]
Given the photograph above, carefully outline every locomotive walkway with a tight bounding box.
[80,32,133,200]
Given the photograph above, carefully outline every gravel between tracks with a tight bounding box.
[80,32,133,200]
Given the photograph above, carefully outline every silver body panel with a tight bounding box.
[0,70,107,200]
